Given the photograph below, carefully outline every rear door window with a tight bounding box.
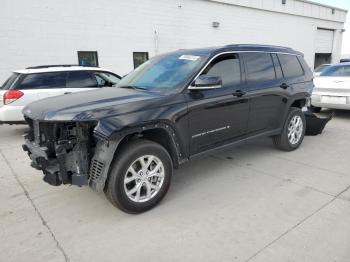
[66,71,97,88]
[243,53,276,82]
[16,72,67,90]
[278,54,304,78]
[1,73,19,90]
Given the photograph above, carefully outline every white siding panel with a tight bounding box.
[0,0,346,81]
[315,29,334,53]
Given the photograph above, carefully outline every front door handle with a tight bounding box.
[280,83,289,89]
[233,90,246,97]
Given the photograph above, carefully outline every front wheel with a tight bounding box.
[105,139,173,214]
[273,107,306,151]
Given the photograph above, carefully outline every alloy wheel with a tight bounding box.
[288,115,303,145]
[123,155,165,203]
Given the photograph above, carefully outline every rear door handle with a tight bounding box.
[233,90,246,97]
[280,83,289,89]
[64,92,72,95]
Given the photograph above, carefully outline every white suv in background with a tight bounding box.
[0,65,121,124]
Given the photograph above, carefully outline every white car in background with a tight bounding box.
[313,63,331,77]
[311,63,350,112]
[0,65,121,124]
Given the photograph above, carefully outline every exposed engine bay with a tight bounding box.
[23,118,121,192]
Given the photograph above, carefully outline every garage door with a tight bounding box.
[315,29,334,53]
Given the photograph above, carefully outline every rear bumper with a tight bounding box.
[311,94,350,110]
[0,105,25,122]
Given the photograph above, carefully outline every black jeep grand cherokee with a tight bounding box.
[23,44,313,213]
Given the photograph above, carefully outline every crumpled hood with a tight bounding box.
[23,87,163,121]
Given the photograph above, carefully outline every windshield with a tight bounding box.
[320,65,350,77]
[116,53,208,91]
[1,73,19,90]
[314,64,330,73]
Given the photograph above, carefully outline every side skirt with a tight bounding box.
[189,129,281,160]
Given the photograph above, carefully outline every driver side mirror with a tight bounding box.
[189,75,222,90]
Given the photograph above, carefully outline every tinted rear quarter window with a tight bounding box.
[243,53,276,82]
[16,72,67,90]
[2,73,19,90]
[278,54,304,78]
[66,71,97,88]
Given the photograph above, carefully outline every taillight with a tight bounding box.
[3,90,24,105]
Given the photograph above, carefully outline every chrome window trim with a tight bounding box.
[188,84,222,90]
[187,50,302,90]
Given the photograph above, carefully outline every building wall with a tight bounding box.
[0,0,346,82]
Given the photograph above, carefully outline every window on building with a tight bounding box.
[133,52,149,69]
[66,71,97,88]
[78,51,99,67]
[278,54,304,78]
[243,53,276,82]
[18,72,67,89]
[201,54,241,87]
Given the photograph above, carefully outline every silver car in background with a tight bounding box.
[311,63,350,112]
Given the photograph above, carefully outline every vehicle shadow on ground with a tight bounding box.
[167,138,274,202]
[332,109,350,119]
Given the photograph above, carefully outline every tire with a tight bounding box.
[308,106,322,113]
[105,139,173,214]
[273,107,306,151]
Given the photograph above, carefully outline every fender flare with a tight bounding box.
[89,121,186,192]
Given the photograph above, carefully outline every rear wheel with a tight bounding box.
[105,139,173,214]
[273,107,306,151]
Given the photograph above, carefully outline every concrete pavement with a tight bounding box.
[0,110,350,262]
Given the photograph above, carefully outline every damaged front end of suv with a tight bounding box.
[22,118,121,192]
[21,81,186,201]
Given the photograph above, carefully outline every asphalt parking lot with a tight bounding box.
[1,110,350,262]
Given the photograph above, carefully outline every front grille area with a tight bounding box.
[23,118,98,187]
[89,159,105,181]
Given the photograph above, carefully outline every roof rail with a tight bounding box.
[26,64,98,69]
[225,44,293,50]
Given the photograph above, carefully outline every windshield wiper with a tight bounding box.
[119,85,148,91]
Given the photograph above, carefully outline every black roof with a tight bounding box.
[26,64,99,69]
[175,44,303,57]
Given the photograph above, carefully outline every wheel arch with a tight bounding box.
[290,98,307,109]
[114,123,185,169]
[288,91,310,109]
[89,121,186,192]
